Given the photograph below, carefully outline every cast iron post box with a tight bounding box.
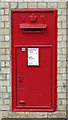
[11,9,57,111]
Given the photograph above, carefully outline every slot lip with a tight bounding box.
[20,24,47,29]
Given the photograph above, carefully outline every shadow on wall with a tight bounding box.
[1,118,67,120]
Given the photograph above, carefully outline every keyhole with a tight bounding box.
[19,76,21,79]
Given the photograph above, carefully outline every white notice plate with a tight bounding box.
[28,48,39,66]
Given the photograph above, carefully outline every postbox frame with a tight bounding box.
[11,9,57,112]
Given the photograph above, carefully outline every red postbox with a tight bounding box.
[11,9,57,111]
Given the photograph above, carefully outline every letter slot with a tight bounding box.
[20,24,47,33]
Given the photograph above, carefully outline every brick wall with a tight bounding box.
[0,0,67,119]
[66,2,68,118]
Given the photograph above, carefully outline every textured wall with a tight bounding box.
[66,2,68,118]
[0,0,67,119]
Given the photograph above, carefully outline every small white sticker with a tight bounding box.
[28,48,39,65]
[22,47,25,51]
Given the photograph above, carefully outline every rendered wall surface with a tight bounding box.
[0,0,68,119]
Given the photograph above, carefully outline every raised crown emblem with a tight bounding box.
[29,14,37,23]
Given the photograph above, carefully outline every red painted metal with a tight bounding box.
[11,9,57,112]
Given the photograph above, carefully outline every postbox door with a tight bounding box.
[16,46,52,109]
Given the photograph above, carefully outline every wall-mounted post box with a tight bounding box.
[11,9,57,112]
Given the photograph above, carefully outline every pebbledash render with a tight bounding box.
[0,0,68,119]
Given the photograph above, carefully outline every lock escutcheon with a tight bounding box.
[19,76,22,82]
